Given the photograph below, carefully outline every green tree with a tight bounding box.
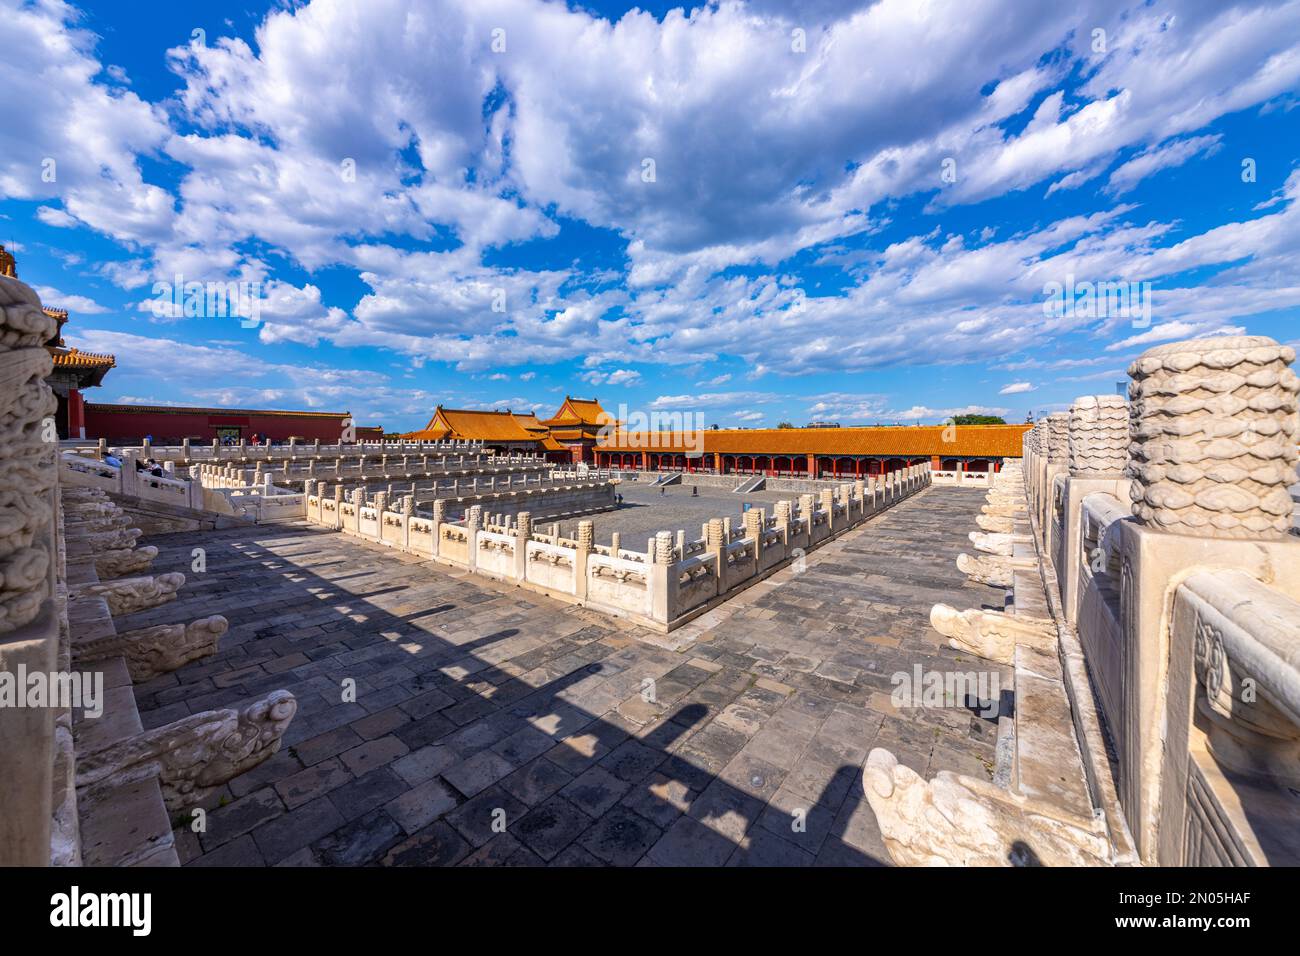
[952,414,1006,425]
[777,421,795,429]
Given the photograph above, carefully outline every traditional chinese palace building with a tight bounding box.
[82,403,365,445]
[403,405,569,458]
[593,423,1029,477]
[539,396,615,461]
[403,393,1029,476]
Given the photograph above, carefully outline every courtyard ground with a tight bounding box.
[123,485,1007,866]
[552,479,798,547]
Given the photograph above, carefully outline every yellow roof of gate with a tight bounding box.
[402,406,552,443]
[596,424,1031,457]
[541,396,611,427]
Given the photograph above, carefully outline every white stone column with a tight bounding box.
[0,274,59,864]
[1115,334,1300,863]
[1058,394,1130,623]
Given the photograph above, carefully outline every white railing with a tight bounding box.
[300,464,933,630]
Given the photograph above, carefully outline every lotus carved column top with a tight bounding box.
[1127,335,1298,538]
[1068,395,1129,478]
[1045,412,1070,462]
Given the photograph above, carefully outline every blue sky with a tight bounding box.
[3,0,1299,432]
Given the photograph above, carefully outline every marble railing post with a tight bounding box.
[774,500,792,547]
[743,507,765,564]
[574,520,593,599]
[332,484,344,531]
[1042,412,1070,546]
[1058,395,1131,622]
[0,273,60,865]
[819,488,836,530]
[465,506,482,572]
[704,518,725,585]
[1110,335,1300,863]
[798,493,815,526]
[430,499,448,559]
[302,480,318,522]
[650,531,676,623]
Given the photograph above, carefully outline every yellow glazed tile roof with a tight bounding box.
[541,396,611,427]
[50,348,115,370]
[402,406,546,442]
[595,424,1030,457]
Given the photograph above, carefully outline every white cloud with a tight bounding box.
[11,0,1300,392]
[999,382,1036,394]
[31,285,110,314]
[1104,135,1222,196]
[887,404,1012,421]
[1106,321,1247,351]
[62,328,432,424]
[0,1,173,243]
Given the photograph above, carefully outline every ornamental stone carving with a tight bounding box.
[0,273,58,632]
[1045,412,1070,462]
[968,531,1030,556]
[82,527,142,553]
[78,614,228,682]
[76,572,185,616]
[1068,395,1129,477]
[956,553,1024,588]
[976,514,1014,534]
[930,604,1054,664]
[1127,335,1299,538]
[93,545,158,580]
[77,689,297,811]
[863,749,1112,866]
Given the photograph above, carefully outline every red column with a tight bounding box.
[67,388,86,439]
[806,453,816,477]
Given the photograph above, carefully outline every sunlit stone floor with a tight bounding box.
[126,486,1007,866]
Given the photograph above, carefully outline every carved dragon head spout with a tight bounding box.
[189,689,298,797]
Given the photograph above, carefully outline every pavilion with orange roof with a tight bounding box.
[539,396,617,462]
[401,405,569,458]
[400,392,1027,476]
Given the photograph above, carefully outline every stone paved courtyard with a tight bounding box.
[125,486,1008,866]
[552,479,802,547]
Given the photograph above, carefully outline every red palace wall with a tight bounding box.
[84,404,350,444]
